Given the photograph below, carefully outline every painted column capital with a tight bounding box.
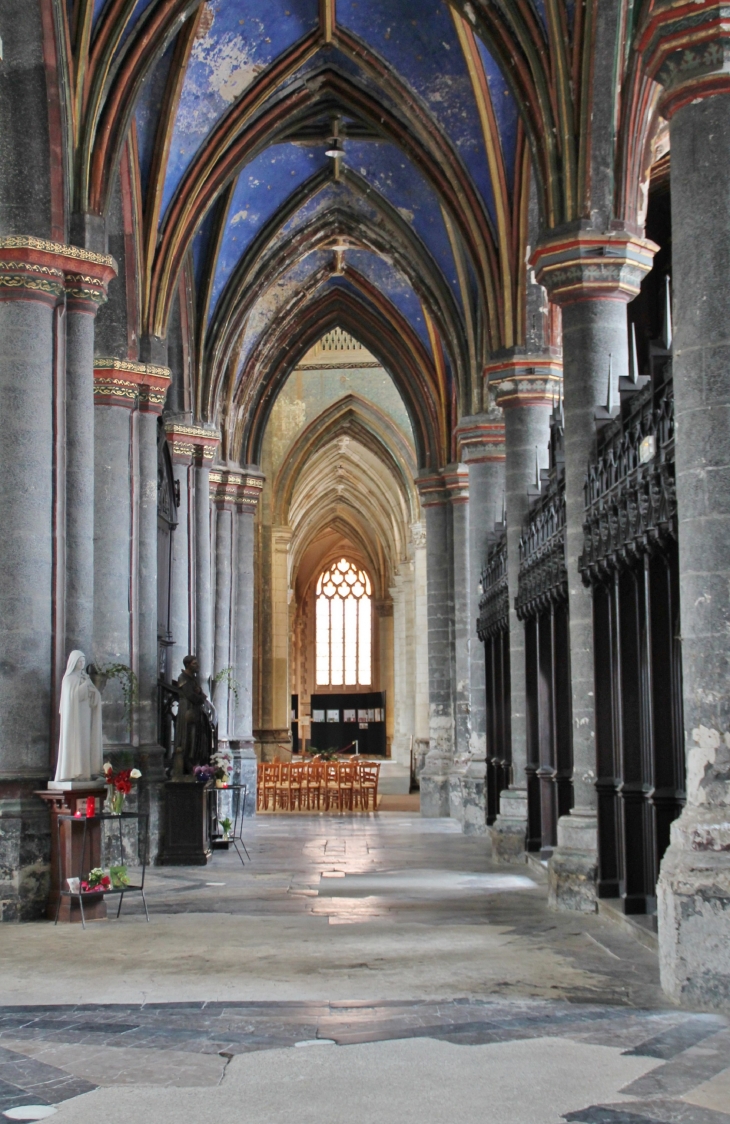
[441,463,470,505]
[0,236,116,312]
[93,358,171,414]
[483,352,562,411]
[209,466,265,513]
[415,471,449,507]
[531,228,657,306]
[454,413,506,463]
[164,419,219,465]
[637,0,730,119]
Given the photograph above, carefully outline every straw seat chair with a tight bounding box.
[274,761,292,810]
[324,761,341,811]
[260,762,279,811]
[305,761,324,810]
[358,762,380,811]
[338,761,356,811]
[289,761,304,810]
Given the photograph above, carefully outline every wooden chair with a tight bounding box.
[358,762,380,811]
[289,761,304,811]
[275,762,292,810]
[305,762,323,811]
[324,762,341,812]
[260,762,279,811]
[338,761,356,811]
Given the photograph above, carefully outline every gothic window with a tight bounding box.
[315,558,372,686]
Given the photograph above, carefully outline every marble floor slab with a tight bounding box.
[0,814,727,1123]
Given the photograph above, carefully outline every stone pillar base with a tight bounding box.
[449,768,466,823]
[254,729,292,763]
[0,785,50,922]
[547,812,598,912]
[460,771,487,836]
[657,811,730,1012]
[420,773,450,817]
[490,788,528,862]
[229,740,257,817]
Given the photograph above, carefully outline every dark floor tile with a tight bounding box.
[625,1018,727,1059]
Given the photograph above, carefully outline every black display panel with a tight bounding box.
[309,692,386,756]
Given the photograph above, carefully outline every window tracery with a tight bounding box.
[315,558,372,686]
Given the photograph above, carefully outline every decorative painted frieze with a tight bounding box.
[93,358,171,414]
[0,236,116,311]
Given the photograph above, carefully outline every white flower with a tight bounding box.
[130,768,142,779]
[103,762,112,774]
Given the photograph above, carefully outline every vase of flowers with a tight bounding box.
[103,762,142,814]
[212,749,233,787]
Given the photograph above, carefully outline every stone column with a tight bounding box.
[454,414,507,835]
[533,230,655,908]
[0,240,63,919]
[374,598,394,753]
[484,357,560,858]
[182,427,219,694]
[135,368,172,754]
[255,525,293,762]
[416,473,454,816]
[389,567,414,766]
[442,465,471,823]
[64,253,117,657]
[640,7,730,1007]
[92,360,145,746]
[164,420,220,680]
[411,522,430,772]
[210,470,236,747]
[230,469,264,807]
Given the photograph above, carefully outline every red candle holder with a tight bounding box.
[85,796,96,818]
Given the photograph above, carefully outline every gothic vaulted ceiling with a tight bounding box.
[63,0,661,468]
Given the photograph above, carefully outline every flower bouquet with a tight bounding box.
[193,764,216,784]
[211,749,233,787]
[103,762,142,814]
[109,864,130,889]
[81,868,111,894]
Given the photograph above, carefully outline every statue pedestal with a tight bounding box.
[36,785,107,923]
[159,781,211,865]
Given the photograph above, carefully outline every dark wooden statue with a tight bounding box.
[172,655,214,778]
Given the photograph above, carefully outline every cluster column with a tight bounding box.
[164,421,221,681]
[416,473,455,816]
[63,256,117,656]
[454,415,506,834]
[485,357,561,858]
[533,230,655,908]
[231,469,264,806]
[0,239,114,919]
[641,2,730,1006]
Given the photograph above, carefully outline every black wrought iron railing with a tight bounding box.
[477,531,508,640]
[515,482,567,620]
[580,370,676,579]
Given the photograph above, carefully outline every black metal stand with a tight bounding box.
[208,784,250,868]
[54,812,149,929]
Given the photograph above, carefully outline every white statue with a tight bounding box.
[54,650,103,782]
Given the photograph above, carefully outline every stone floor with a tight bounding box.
[0,814,728,1123]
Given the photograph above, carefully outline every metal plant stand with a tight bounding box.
[208,784,250,868]
[54,811,149,928]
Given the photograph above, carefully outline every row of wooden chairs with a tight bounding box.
[256,760,381,813]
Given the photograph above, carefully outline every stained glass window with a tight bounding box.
[315,558,372,686]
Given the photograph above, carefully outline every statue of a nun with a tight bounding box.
[54,651,103,782]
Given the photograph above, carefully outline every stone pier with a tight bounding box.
[533,229,655,909]
[486,356,561,860]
